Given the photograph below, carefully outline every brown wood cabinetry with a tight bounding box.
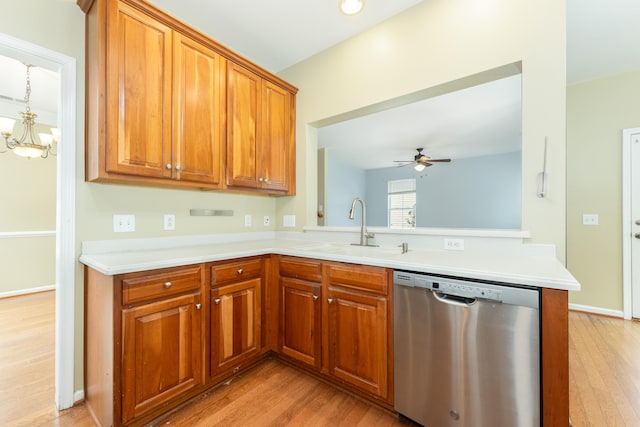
[210,258,263,376]
[279,257,322,369]
[85,264,206,427]
[81,0,296,194]
[227,63,295,194]
[85,0,225,188]
[277,257,392,404]
[324,263,392,403]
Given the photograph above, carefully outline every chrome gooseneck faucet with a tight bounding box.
[349,198,378,247]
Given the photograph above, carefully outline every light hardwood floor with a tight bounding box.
[1,291,639,426]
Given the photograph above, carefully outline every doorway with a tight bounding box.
[622,127,640,320]
[0,33,77,409]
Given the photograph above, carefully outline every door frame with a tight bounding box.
[622,127,640,320]
[0,33,77,409]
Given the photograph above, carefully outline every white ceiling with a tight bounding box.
[0,0,638,163]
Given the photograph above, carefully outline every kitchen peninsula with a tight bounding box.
[81,232,578,427]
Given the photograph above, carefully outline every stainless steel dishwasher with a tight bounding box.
[394,271,540,427]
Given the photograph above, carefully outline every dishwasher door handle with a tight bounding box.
[433,291,477,306]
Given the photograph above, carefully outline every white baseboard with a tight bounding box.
[0,284,56,299]
[569,303,624,318]
[74,389,85,404]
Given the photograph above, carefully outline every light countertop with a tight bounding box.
[79,235,580,291]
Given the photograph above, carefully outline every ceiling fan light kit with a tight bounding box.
[394,147,451,171]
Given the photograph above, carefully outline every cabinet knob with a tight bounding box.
[195,303,202,310]
[164,281,172,289]
[237,268,243,275]
[166,163,172,170]
[327,298,333,304]
[258,177,264,182]
[214,298,221,304]
[312,295,319,301]
[175,165,181,171]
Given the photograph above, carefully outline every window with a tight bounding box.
[388,179,416,229]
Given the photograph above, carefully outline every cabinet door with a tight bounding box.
[121,293,203,423]
[327,286,388,399]
[280,278,321,368]
[173,33,226,185]
[211,278,262,375]
[226,63,261,189]
[106,1,173,178]
[261,80,293,193]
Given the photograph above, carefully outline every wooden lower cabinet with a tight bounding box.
[326,285,389,399]
[85,264,206,427]
[121,293,203,423]
[278,257,392,404]
[210,258,264,377]
[324,262,392,403]
[280,277,321,368]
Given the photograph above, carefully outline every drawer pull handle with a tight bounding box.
[166,163,172,170]
[312,295,319,301]
[195,303,202,310]
[214,298,221,304]
[327,298,333,304]
[237,268,243,275]
[164,282,172,289]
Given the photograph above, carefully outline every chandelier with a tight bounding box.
[0,64,58,159]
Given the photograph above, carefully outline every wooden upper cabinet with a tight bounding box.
[227,63,295,195]
[261,80,293,193]
[173,33,226,185]
[106,1,173,179]
[83,0,296,193]
[227,63,261,189]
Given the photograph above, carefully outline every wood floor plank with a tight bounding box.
[3,292,640,426]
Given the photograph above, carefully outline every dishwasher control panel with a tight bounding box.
[393,270,539,308]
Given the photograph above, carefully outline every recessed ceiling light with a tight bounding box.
[340,0,364,15]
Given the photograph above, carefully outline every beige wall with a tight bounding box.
[277,0,567,261]
[0,0,568,396]
[0,122,57,294]
[567,70,640,311]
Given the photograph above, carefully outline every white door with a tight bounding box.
[623,128,640,319]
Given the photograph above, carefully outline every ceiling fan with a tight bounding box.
[394,148,451,171]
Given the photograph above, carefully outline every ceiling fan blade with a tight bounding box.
[427,158,451,162]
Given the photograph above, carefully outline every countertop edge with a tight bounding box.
[79,242,580,291]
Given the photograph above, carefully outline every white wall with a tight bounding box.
[277,0,567,262]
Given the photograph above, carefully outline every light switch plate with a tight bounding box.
[283,215,296,227]
[263,215,270,226]
[113,214,135,233]
[582,214,599,225]
[244,214,252,227]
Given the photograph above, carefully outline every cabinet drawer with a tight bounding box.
[325,263,389,295]
[122,265,202,305]
[211,258,263,285]
[279,257,322,282]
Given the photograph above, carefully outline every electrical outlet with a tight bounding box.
[163,214,175,230]
[263,215,270,226]
[244,214,252,227]
[113,214,135,233]
[444,238,464,251]
[582,214,599,225]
